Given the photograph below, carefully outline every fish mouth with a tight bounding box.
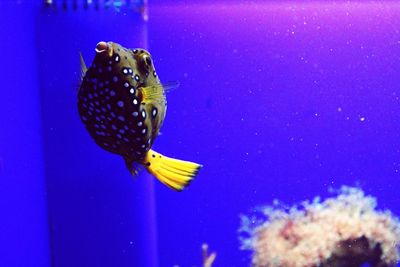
[95,41,113,57]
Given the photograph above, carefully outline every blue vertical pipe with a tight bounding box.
[36,5,158,267]
[0,2,51,267]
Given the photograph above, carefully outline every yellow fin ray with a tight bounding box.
[158,165,193,184]
[160,162,195,176]
[143,149,202,191]
[154,170,182,190]
[141,84,165,104]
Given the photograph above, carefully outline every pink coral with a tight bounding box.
[240,187,400,267]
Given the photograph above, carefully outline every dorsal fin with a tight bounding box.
[79,52,87,81]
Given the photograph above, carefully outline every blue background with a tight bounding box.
[1,1,400,267]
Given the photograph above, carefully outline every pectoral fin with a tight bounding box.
[141,81,179,103]
[141,85,166,106]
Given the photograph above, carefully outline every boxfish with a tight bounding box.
[78,41,201,191]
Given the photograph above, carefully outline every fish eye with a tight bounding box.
[143,55,152,67]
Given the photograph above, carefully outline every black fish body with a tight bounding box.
[78,41,201,191]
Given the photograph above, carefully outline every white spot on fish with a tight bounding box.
[133,99,138,105]
[117,101,124,107]
[112,76,118,82]
[130,88,135,94]
[132,111,138,117]
[124,82,129,88]
[118,115,125,121]
[110,90,116,96]
[137,121,143,127]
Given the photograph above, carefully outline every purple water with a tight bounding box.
[149,2,400,266]
[1,1,400,267]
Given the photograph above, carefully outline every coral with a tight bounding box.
[202,243,217,267]
[240,187,400,267]
[173,243,216,267]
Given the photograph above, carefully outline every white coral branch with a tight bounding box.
[202,243,216,267]
[240,186,400,267]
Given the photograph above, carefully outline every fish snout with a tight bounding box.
[95,41,113,57]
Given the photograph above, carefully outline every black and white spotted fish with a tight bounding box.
[78,41,201,191]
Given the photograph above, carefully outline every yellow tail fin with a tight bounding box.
[143,149,202,191]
